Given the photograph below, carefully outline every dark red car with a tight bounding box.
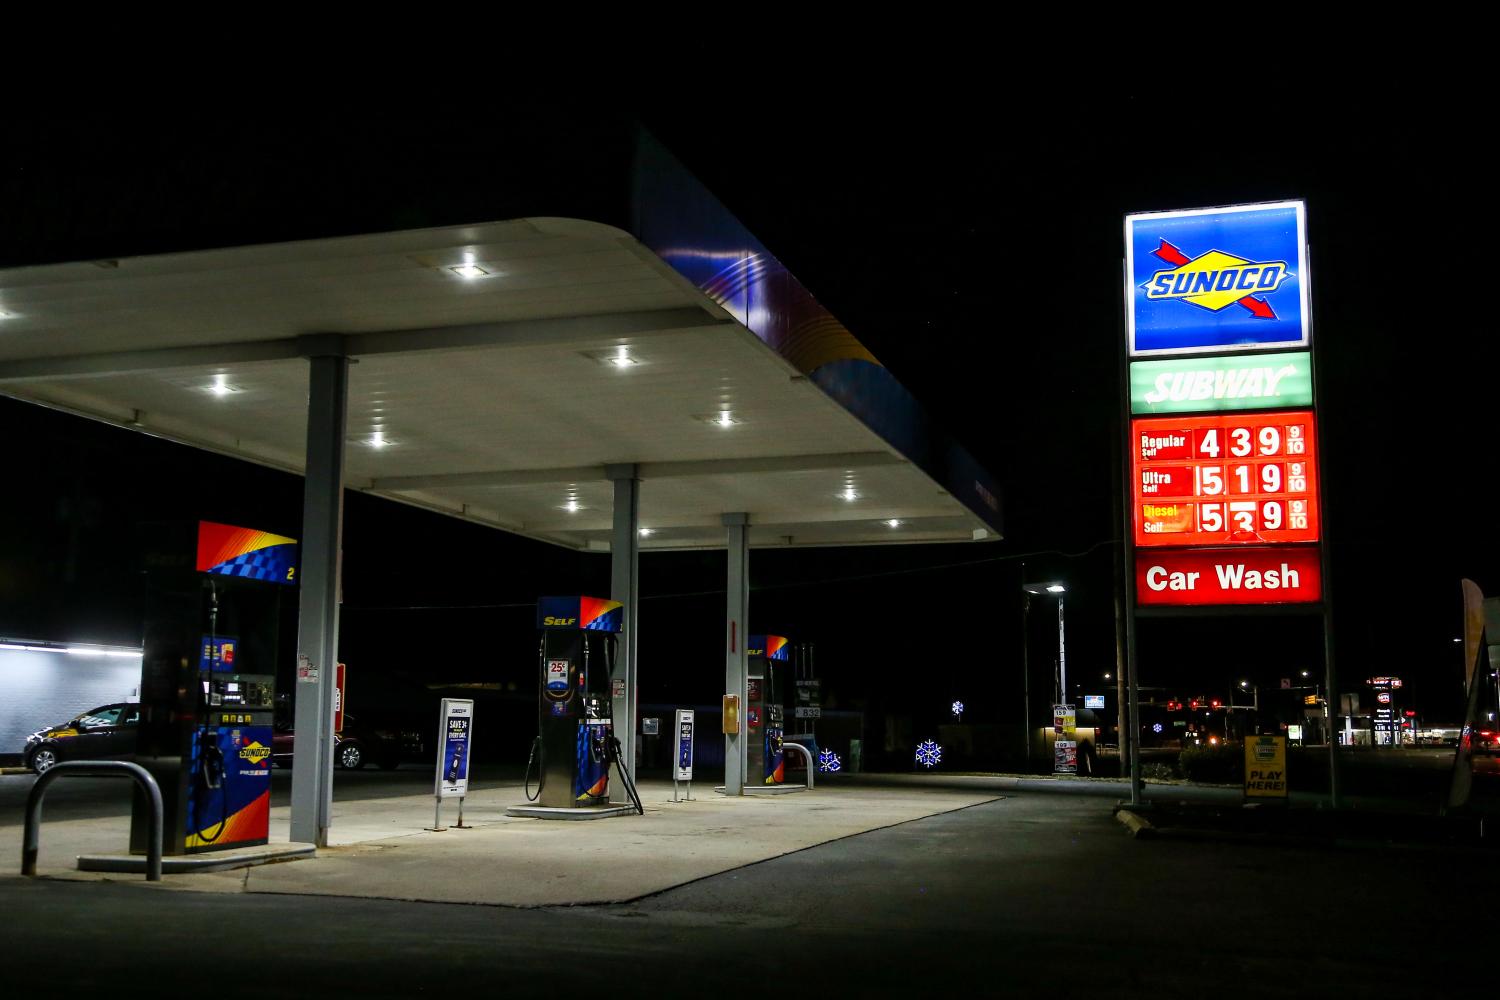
[271,715,422,771]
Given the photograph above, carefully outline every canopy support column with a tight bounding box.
[723,513,750,795]
[607,464,641,792]
[290,348,349,847]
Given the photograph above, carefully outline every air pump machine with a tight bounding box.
[747,635,789,785]
[131,521,296,855]
[522,596,642,813]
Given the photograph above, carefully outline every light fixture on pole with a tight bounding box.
[1023,581,1067,705]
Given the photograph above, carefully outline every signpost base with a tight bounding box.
[426,797,447,833]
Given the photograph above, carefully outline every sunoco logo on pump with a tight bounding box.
[238,741,271,765]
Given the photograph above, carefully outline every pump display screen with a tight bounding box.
[1131,411,1320,548]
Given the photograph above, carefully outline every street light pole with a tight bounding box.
[1023,579,1068,769]
[1057,593,1067,709]
[1021,587,1032,763]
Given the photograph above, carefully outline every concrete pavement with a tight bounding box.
[3,776,999,906]
[4,790,1495,997]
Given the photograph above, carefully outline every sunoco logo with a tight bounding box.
[1143,239,1291,319]
[238,741,271,765]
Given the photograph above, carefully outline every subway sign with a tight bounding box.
[1131,411,1320,548]
[1137,546,1322,607]
[1126,201,1309,357]
[1129,351,1313,414]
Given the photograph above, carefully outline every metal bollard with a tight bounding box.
[22,761,163,882]
[782,742,814,790]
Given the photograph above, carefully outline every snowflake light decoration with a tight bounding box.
[817,749,842,773]
[1152,723,1164,734]
[951,700,965,718]
[915,740,943,768]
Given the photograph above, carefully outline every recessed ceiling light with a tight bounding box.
[368,431,392,449]
[840,488,859,501]
[639,528,654,536]
[449,263,488,279]
[584,347,640,368]
[697,411,741,427]
[206,375,241,396]
[886,519,902,528]
[0,308,16,320]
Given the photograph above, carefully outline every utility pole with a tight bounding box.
[1020,562,1032,764]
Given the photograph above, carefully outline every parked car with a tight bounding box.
[23,703,140,773]
[271,714,424,771]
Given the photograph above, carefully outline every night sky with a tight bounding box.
[0,101,1488,760]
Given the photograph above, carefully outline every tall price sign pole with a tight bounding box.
[1120,200,1337,808]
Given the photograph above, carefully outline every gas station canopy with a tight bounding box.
[0,137,1002,551]
[0,125,1005,836]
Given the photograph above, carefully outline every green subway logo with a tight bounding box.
[1129,351,1313,414]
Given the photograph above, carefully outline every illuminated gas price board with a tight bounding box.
[1131,410,1320,548]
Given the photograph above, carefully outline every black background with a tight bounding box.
[0,99,1489,763]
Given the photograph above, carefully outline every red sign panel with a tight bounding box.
[333,662,347,734]
[1132,411,1320,547]
[1136,546,1322,606]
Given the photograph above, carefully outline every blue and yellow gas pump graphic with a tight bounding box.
[185,725,272,850]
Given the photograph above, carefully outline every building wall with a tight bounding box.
[0,647,141,754]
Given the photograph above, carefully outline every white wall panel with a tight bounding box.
[0,649,141,756]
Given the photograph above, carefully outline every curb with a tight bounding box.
[0,767,33,776]
[1113,808,1156,840]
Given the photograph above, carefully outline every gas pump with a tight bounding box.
[131,521,295,855]
[747,635,789,785]
[524,596,641,812]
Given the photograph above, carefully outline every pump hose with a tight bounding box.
[196,582,228,844]
[601,634,641,813]
[524,736,543,802]
[526,633,548,802]
[608,735,644,815]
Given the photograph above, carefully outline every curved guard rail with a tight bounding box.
[23,761,162,882]
[782,742,814,791]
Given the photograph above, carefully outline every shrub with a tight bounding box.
[1177,743,1243,784]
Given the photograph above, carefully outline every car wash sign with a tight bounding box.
[1126,202,1308,358]
[1124,201,1322,610]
